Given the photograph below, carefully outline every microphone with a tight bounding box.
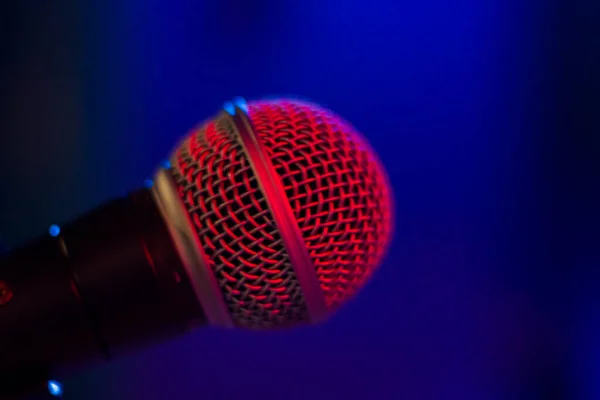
[0,98,394,397]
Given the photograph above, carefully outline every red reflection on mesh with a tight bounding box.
[171,99,393,327]
[172,116,309,328]
[248,100,393,310]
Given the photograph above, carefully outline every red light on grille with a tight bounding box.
[171,99,393,329]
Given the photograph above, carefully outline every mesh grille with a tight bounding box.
[248,100,393,311]
[171,115,309,328]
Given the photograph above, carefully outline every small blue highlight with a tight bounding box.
[233,96,248,114]
[161,160,172,169]
[48,380,63,397]
[49,225,61,237]
[223,102,235,115]
[144,179,154,188]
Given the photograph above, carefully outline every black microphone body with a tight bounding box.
[0,188,205,398]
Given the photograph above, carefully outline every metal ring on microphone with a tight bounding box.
[152,168,234,328]
[227,104,329,324]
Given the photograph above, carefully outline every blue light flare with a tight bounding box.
[48,381,63,397]
[233,97,248,114]
[223,102,235,115]
[161,160,172,169]
[49,225,61,237]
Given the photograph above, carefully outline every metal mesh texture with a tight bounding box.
[171,115,310,329]
[248,100,393,311]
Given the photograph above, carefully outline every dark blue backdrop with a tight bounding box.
[1,0,599,399]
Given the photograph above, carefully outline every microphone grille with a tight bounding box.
[170,99,393,329]
[247,100,393,311]
[173,116,310,328]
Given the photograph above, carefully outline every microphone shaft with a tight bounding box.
[0,188,205,397]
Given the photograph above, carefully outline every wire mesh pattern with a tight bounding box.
[248,100,393,311]
[171,115,310,328]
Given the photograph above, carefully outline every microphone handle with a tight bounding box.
[0,188,206,398]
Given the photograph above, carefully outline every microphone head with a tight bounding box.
[154,98,393,329]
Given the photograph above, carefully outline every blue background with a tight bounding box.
[1,0,599,399]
